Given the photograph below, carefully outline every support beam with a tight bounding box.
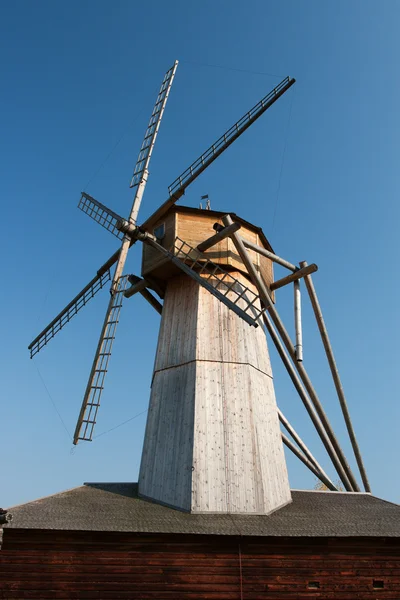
[278,409,335,489]
[282,434,337,491]
[300,261,371,493]
[223,214,359,492]
[124,276,148,299]
[241,238,297,271]
[263,312,352,491]
[124,275,163,314]
[294,280,303,362]
[197,222,241,252]
[140,288,163,315]
[143,275,165,299]
[270,263,318,291]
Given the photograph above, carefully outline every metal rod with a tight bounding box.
[281,433,337,491]
[196,222,241,252]
[300,261,371,493]
[223,214,358,491]
[278,409,335,489]
[270,263,318,291]
[263,312,353,491]
[241,238,297,271]
[294,280,303,362]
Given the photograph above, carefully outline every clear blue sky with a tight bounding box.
[1,0,399,508]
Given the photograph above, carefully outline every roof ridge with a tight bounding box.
[6,484,85,511]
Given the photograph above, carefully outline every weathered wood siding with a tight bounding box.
[139,272,290,514]
[1,531,400,599]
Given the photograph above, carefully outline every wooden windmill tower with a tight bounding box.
[29,61,370,517]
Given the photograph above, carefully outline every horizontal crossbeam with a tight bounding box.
[270,263,318,291]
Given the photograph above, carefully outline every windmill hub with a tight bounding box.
[116,219,137,237]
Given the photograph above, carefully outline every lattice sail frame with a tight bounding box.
[28,269,112,359]
[130,61,178,188]
[78,193,124,240]
[73,276,130,443]
[137,232,265,324]
[167,77,293,199]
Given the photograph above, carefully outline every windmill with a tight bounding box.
[29,61,370,515]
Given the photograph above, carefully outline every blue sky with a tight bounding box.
[1,0,399,507]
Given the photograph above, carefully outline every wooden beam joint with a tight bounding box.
[196,221,241,252]
[270,263,318,291]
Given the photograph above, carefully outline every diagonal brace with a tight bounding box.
[282,434,337,492]
[278,409,336,490]
[300,261,371,493]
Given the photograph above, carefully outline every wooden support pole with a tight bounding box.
[270,263,318,291]
[140,288,163,315]
[241,238,297,271]
[263,312,352,491]
[300,261,371,493]
[197,222,241,252]
[281,433,337,491]
[278,409,336,489]
[124,277,148,299]
[143,275,165,299]
[124,275,163,314]
[223,214,359,491]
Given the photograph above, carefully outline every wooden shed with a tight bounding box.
[1,482,400,599]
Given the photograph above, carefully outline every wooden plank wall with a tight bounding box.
[139,272,289,513]
[1,531,400,599]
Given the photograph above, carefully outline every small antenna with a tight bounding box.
[201,194,211,210]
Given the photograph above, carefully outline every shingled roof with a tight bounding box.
[3,483,400,537]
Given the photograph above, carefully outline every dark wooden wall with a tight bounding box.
[1,530,400,599]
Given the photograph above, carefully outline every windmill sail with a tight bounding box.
[73,276,129,444]
[78,193,124,240]
[72,62,179,444]
[28,259,114,358]
[130,61,178,189]
[141,76,295,231]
